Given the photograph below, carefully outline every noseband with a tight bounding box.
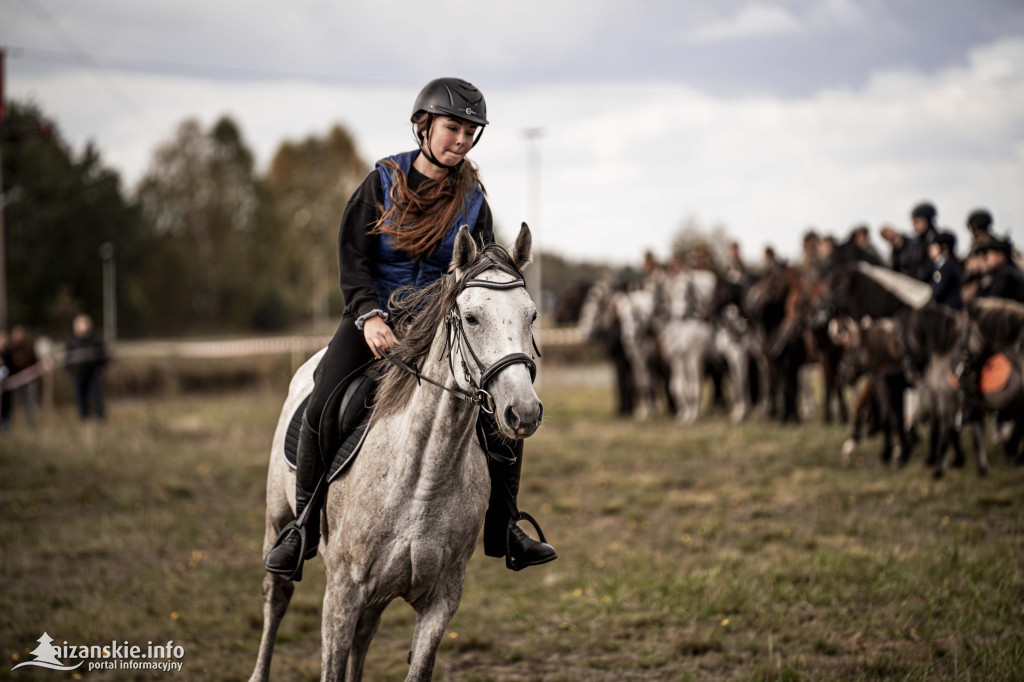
[383,274,540,414]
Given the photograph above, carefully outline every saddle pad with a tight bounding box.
[282,395,370,479]
[981,352,1013,395]
[283,395,310,470]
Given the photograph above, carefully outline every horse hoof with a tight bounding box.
[841,439,857,459]
[933,468,945,480]
[977,465,989,477]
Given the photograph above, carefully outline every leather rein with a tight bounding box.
[382,275,540,414]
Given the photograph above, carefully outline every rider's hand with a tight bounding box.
[363,316,398,359]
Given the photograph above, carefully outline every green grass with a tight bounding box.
[2,374,1023,681]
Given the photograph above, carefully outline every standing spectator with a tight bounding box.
[904,202,939,282]
[929,231,963,310]
[976,238,1024,303]
[65,314,109,420]
[2,325,40,430]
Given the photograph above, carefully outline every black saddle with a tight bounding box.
[283,360,383,481]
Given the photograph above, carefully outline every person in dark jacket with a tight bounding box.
[65,314,109,420]
[977,238,1024,303]
[264,77,556,580]
[929,231,963,310]
[2,325,40,430]
[904,202,939,282]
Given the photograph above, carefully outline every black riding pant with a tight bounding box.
[307,314,377,431]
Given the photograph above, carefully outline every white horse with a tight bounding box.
[656,269,752,423]
[250,225,542,682]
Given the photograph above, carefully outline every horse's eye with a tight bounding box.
[531,312,538,323]
[464,313,479,326]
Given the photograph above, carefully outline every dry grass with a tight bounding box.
[1,371,1023,681]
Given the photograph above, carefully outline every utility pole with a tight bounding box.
[0,48,7,333]
[522,128,543,311]
[99,242,116,343]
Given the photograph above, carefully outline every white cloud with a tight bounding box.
[684,3,803,44]
[9,34,1024,267]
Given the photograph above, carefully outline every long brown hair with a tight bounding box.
[372,113,486,261]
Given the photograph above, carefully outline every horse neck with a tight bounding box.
[393,324,482,484]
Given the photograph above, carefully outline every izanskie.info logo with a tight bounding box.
[12,632,185,673]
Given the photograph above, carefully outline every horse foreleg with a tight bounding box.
[407,578,464,682]
[932,419,952,479]
[970,415,989,474]
[893,382,911,467]
[678,353,702,424]
[346,603,386,682]
[668,358,688,424]
[724,345,749,423]
[321,577,363,682]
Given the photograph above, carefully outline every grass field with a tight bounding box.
[2,369,1023,681]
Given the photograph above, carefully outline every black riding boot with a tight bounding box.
[481,421,557,570]
[264,414,324,581]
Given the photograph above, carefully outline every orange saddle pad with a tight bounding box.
[981,353,1013,395]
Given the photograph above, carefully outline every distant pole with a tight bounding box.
[0,48,7,332]
[522,128,543,311]
[99,242,116,343]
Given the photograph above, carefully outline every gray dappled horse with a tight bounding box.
[250,226,542,682]
[655,269,753,423]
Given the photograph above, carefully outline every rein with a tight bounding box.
[381,275,539,415]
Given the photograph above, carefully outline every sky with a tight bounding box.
[3,0,1024,266]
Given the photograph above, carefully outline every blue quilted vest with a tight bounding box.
[374,151,484,310]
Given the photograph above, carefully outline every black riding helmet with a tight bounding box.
[412,77,488,170]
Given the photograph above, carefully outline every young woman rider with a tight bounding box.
[264,77,557,579]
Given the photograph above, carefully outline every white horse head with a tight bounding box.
[449,222,542,438]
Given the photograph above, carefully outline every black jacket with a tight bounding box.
[978,261,1024,303]
[930,257,963,310]
[64,333,109,380]
[903,227,938,282]
[337,163,494,321]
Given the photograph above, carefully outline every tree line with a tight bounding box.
[2,101,369,337]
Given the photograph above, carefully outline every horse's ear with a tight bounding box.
[450,225,478,278]
[512,222,532,271]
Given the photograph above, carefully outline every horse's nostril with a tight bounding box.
[537,402,544,422]
[505,404,520,430]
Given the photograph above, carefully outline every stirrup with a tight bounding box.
[505,512,556,571]
[265,522,315,582]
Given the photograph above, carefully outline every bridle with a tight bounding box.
[382,274,540,414]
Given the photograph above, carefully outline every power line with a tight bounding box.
[6,44,417,88]
[16,0,149,122]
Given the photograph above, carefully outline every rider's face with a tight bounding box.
[425,116,477,166]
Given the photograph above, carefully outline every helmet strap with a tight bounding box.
[414,113,484,173]
[417,114,459,171]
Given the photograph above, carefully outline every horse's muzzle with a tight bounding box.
[502,399,543,438]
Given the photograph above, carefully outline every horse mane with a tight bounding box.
[830,264,910,319]
[968,297,1024,349]
[371,243,526,423]
[905,303,961,357]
